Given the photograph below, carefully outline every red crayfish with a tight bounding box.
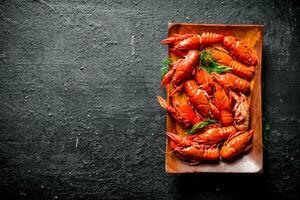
[210,48,255,80]
[220,130,253,160]
[166,132,220,163]
[161,50,199,88]
[223,36,257,66]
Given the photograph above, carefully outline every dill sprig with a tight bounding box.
[200,50,231,74]
[201,65,231,74]
[200,50,216,68]
[187,118,217,135]
[161,58,172,78]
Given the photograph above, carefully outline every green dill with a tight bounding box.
[200,50,216,68]
[187,118,217,135]
[201,65,231,74]
[161,58,172,78]
[200,50,231,74]
[213,65,231,73]
[201,65,214,73]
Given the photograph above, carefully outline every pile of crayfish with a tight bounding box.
[157,32,257,164]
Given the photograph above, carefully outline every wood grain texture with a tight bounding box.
[165,24,263,173]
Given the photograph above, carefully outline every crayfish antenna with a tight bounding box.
[253,134,266,150]
[227,131,242,141]
[213,45,229,53]
[156,139,176,154]
[243,144,253,153]
[244,130,254,142]
[157,95,179,122]
[243,130,254,151]
[189,161,202,166]
[165,132,182,144]
[211,72,221,82]
[169,84,184,97]
[157,96,168,110]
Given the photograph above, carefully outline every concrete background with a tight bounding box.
[0,0,299,199]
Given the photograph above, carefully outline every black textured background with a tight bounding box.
[0,0,299,199]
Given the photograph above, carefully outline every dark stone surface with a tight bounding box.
[0,0,299,199]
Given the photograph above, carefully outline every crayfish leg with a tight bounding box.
[189,160,202,166]
[243,144,252,153]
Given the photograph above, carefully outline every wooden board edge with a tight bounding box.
[168,23,264,29]
[164,24,264,174]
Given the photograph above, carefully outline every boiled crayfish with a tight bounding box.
[166,132,220,163]
[210,83,233,126]
[158,31,258,164]
[161,50,199,88]
[220,130,253,160]
[157,95,203,128]
[161,32,224,56]
[211,72,250,93]
[175,32,224,50]
[210,48,255,80]
[229,90,250,131]
[194,68,213,95]
[184,80,210,117]
[223,36,257,66]
[193,126,236,144]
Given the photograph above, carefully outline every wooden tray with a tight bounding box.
[165,23,263,173]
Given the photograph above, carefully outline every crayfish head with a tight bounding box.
[175,145,205,163]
